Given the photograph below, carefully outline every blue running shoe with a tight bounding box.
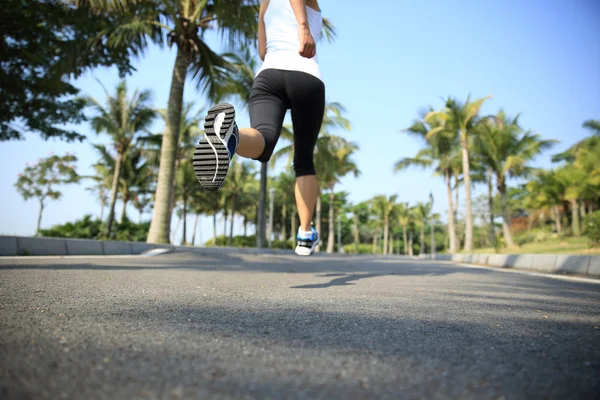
[295,227,320,256]
[193,103,239,191]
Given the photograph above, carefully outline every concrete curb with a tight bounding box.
[0,235,299,258]
[419,252,599,278]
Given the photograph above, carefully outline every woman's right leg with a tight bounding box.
[285,71,325,236]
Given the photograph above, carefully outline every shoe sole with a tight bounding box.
[193,103,235,191]
[295,237,320,256]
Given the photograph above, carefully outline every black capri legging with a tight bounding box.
[248,68,325,177]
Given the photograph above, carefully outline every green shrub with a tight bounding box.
[343,243,374,254]
[583,210,600,247]
[39,215,150,242]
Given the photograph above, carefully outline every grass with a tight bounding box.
[464,236,600,255]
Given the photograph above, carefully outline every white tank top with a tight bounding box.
[256,0,323,81]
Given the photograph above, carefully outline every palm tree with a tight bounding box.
[84,80,155,234]
[371,195,398,255]
[118,145,154,222]
[395,202,411,255]
[475,110,556,247]
[86,174,110,221]
[396,110,460,253]
[413,200,440,256]
[140,102,204,221]
[221,159,256,245]
[318,137,360,253]
[583,119,600,136]
[426,95,492,251]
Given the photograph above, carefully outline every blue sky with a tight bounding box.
[1,0,599,242]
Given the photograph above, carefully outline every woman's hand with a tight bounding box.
[298,24,316,58]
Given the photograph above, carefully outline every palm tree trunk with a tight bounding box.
[487,167,495,245]
[554,206,562,234]
[460,135,474,251]
[243,216,248,237]
[212,212,218,246]
[181,196,187,245]
[383,216,389,255]
[106,151,123,235]
[353,214,359,253]
[169,159,181,222]
[147,48,190,244]
[580,202,587,219]
[372,229,378,254]
[389,230,394,255]
[120,189,129,223]
[36,199,44,236]
[420,223,425,255]
[281,193,287,242]
[445,171,458,254]
[316,193,322,252]
[257,163,268,247]
[499,183,516,248]
[229,197,236,246]
[408,228,414,256]
[571,199,581,236]
[291,209,298,248]
[402,225,408,255]
[223,210,228,239]
[326,188,336,253]
[191,213,199,245]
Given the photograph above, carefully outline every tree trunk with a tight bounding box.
[445,170,458,254]
[420,223,425,255]
[571,199,581,236]
[281,193,287,242]
[402,225,408,255]
[383,216,389,255]
[460,135,474,251]
[554,206,562,234]
[291,208,298,248]
[326,188,335,253]
[138,210,142,224]
[120,189,129,223]
[212,212,217,246]
[191,213,199,245]
[487,167,495,245]
[223,210,228,239]
[181,196,187,245]
[499,182,516,248]
[36,199,45,236]
[257,163,268,248]
[389,230,394,255]
[580,202,587,219]
[168,159,180,222]
[106,151,123,235]
[229,197,236,246]
[353,214,359,253]
[316,193,322,252]
[408,228,414,256]
[243,216,248,237]
[147,48,190,244]
[372,229,378,254]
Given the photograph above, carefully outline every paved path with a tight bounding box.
[1,251,599,399]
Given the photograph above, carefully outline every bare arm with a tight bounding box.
[258,0,269,61]
[289,0,315,58]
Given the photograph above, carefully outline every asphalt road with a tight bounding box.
[1,250,599,400]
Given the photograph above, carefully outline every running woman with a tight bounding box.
[193,0,325,256]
